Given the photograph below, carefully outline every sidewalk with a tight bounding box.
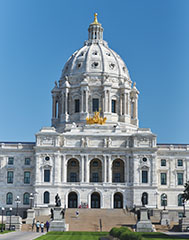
[0,231,45,240]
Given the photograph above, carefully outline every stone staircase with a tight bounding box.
[65,209,136,232]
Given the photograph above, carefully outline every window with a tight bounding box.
[115,161,120,167]
[93,161,98,167]
[161,159,166,166]
[7,171,13,184]
[44,170,50,182]
[6,192,13,205]
[177,173,183,185]
[142,170,148,183]
[8,157,14,165]
[44,191,50,204]
[178,194,184,206]
[161,173,167,185]
[71,161,76,166]
[114,173,121,182]
[75,99,80,113]
[92,98,99,112]
[92,173,99,182]
[143,157,147,162]
[161,193,167,207]
[70,172,77,182]
[112,100,116,113]
[24,172,30,184]
[45,156,50,161]
[131,102,134,119]
[25,158,30,165]
[178,159,183,167]
[23,193,30,205]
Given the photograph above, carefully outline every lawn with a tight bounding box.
[36,231,108,240]
[139,232,188,240]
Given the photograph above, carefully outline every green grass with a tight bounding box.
[36,231,108,240]
[0,230,13,234]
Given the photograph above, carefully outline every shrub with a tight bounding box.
[0,224,5,230]
[120,232,142,240]
[109,227,131,238]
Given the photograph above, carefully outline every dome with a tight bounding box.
[60,14,130,81]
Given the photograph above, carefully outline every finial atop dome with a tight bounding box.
[91,13,101,26]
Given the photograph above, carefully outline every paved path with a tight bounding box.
[164,232,189,239]
[0,231,45,240]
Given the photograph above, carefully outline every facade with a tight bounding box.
[0,14,188,219]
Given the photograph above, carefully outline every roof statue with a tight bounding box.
[86,110,107,125]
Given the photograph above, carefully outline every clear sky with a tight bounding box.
[0,0,189,143]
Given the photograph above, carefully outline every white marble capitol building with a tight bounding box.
[0,14,188,218]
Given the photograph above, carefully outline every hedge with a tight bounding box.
[109,227,131,238]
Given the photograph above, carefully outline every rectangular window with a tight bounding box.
[92,172,99,182]
[7,171,13,183]
[178,159,183,167]
[142,170,148,183]
[114,173,121,182]
[25,158,30,165]
[24,171,30,184]
[112,100,116,113]
[8,157,14,165]
[161,159,166,166]
[161,173,167,185]
[75,99,80,113]
[44,170,50,182]
[70,172,77,182]
[92,98,99,112]
[177,173,183,185]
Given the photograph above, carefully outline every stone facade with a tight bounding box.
[0,14,188,220]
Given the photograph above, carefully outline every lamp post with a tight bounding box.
[162,194,167,210]
[9,208,12,230]
[29,193,34,209]
[1,207,4,232]
[15,196,20,216]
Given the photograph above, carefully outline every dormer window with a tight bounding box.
[92,51,98,55]
[109,63,115,70]
[91,62,99,68]
[77,63,81,69]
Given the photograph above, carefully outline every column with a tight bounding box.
[35,154,40,184]
[65,89,68,114]
[62,155,67,183]
[85,90,89,113]
[103,156,107,182]
[80,155,85,182]
[103,90,106,112]
[126,93,129,114]
[124,92,126,115]
[85,155,90,182]
[108,90,110,112]
[107,156,112,183]
[54,154,61,184]
[81,90,84,113]
[120,95,122,115]
[52,96,56,118]
[126,156,129,184]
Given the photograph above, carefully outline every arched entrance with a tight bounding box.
[114,192,123,208]
[68,192,78,208]
[67,159,80,182]
[90,159,102,182]
[112,159,125,183]
[91,192,100,208]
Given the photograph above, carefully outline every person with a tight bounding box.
[45,220,50,232]
[40,222,44,233]
[76,210,79,218]
[36,220,40,232]
[32,218,36,231]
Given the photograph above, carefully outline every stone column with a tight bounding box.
[62,155,67,183]
[52,96,56,118]
[120,95,122,115]
[85,155,90,182]
[124,92,127,115]
[103,156,107,182]
[85,90,89,113]
[54,154,61,184]
[80,155,85,182]
[35,154,40,184]
[81,90,84,113]
[107,156,112,183]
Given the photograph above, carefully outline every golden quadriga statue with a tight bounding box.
[86,111,107,125]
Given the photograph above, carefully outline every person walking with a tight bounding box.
[36,220,40,232]
[45,220,50,232]
[40,222,44,233]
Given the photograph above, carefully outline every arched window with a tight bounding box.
[112,159,124,183]
[112,99,116,113]
[161,193,167,207]
[6,192,13,205]
[142,192,148,205]
[23,192,30,205]
[68,192,78,208]
[91,192,100,208]
[75,99,80,113]
[178,194,184,206]
[44,191,50,204]
[114,192,123,208]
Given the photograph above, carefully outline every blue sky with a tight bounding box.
[0,0,189,143]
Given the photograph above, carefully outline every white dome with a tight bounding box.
[61,42,130,79]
